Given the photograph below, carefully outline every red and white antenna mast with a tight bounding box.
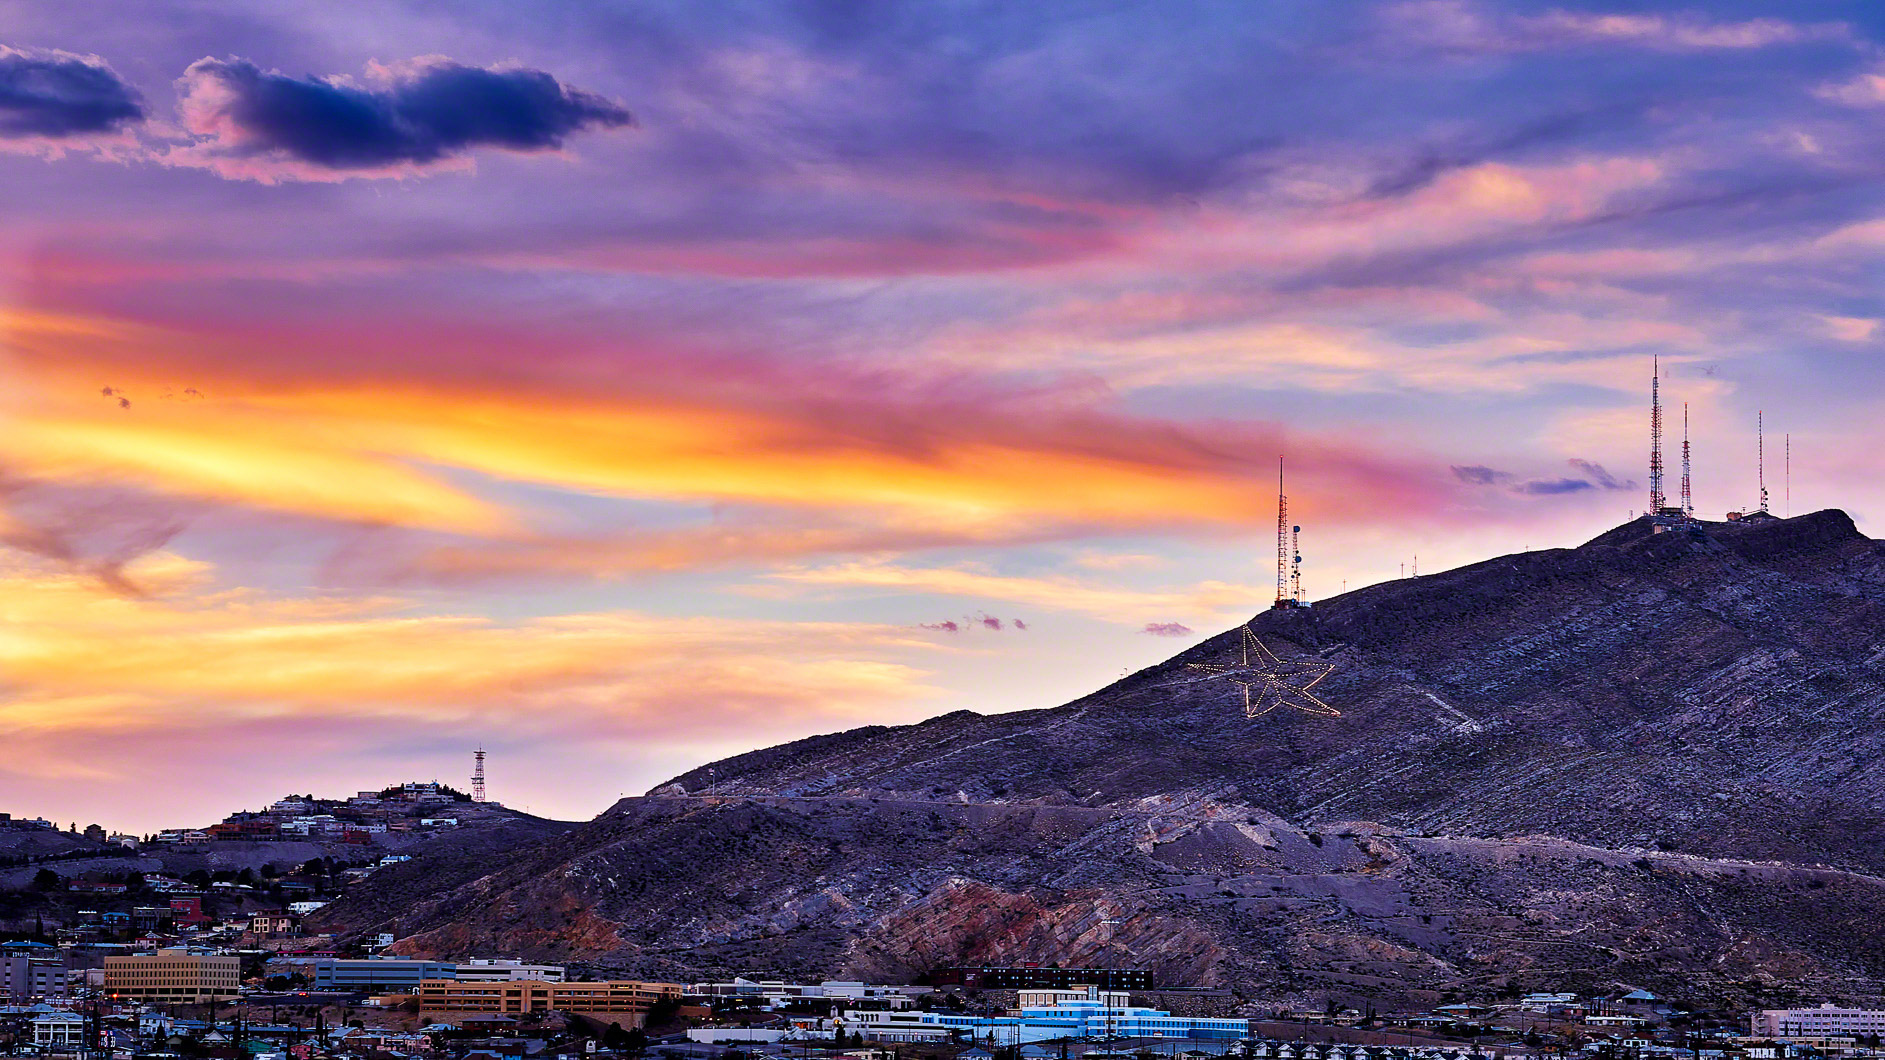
[1758,410,1769,514]
[1680,402,1693,518]
[1648,356,1665,514]
[1274,456,1290,609]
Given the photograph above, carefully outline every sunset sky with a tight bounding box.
[5,1,1885,832]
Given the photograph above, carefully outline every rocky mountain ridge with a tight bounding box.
[318,510,1885,1008]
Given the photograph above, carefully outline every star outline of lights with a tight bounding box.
[1186,625,1339,719]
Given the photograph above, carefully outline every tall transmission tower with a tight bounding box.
[472,747,486,803]
[1274,456,1290,609]
[1680,402,1693,518]
[1785,433,1791,517]
[1648,356,1666,514]
[1758,411,1769,514]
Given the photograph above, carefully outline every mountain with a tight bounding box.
[319,510,1885,1008]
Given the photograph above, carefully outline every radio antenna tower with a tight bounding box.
[1680,402,1693,518]
[472,747,486,803]
[1785,433,1791,517]
[1290,521,1303,604]
[1274,456,1290,609]
[1648,356,1666,514]
[1758,411,1769,514]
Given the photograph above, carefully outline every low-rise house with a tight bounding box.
[251,913,300,937]
[32,1010,86,1046]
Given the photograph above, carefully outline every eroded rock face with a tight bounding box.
[321,511,1885,1007]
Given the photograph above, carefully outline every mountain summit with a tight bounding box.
[324,510,1885,1006]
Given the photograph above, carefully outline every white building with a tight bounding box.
[692,977,926,1009]
[32,1011,86,1046]
[1752,1005,1885,1038]
[456,959,568,982]
[288,901,329,915]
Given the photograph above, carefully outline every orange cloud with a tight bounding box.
[0,329,1453,559]
[0,552,944,753]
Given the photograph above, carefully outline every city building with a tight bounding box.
[414,979,683,1022]
[1751,1005,1885,1038]
[104,950,240,1003]
[251,913,299,937]
[308,957,458,992]
[169,897,212,928]
[131,906,173,932]
[32,1011,86,1046]
[0,955,68,1000]
[689,977,925,1007]
[846,986,1247,1045]
[933,966,1154,992]
[456,960,568,983]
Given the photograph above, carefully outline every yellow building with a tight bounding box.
[104,950,240,1003]
[416,979,682,1022]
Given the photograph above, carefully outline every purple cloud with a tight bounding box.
[919,621,960,633]
[0,45,144,139]
[174,56,632,179]
[1451,464,1512,486]
[1513,477,1594,496]
[1142,622,1194,637]
[1568,459,1633,491]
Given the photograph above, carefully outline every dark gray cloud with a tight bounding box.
[1513,459,1637,496]
[176,56,632,175]
[1569,459,1633,491]
[0,45,144,139]
[1451,464,1512,486]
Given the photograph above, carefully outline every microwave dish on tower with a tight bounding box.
[1272,457,1305,609]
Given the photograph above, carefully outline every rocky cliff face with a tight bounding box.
[322,511,1885,1008]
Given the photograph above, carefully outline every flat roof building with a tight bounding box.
[0,956,68,1002]
[1752,1005,1885,1038]
[309,958,458,992]
[105,950,240,1004]
[455,960,568,983]
[848,986,1245,1045]
[415,979,683,1024]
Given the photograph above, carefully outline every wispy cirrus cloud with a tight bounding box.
[769,562,1269,626]
[0,552,943,751]
[1378,2,1850,57]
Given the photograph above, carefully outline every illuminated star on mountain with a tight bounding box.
[1186,626,1339,719]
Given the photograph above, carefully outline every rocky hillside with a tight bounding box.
[320,510,1885,1008]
